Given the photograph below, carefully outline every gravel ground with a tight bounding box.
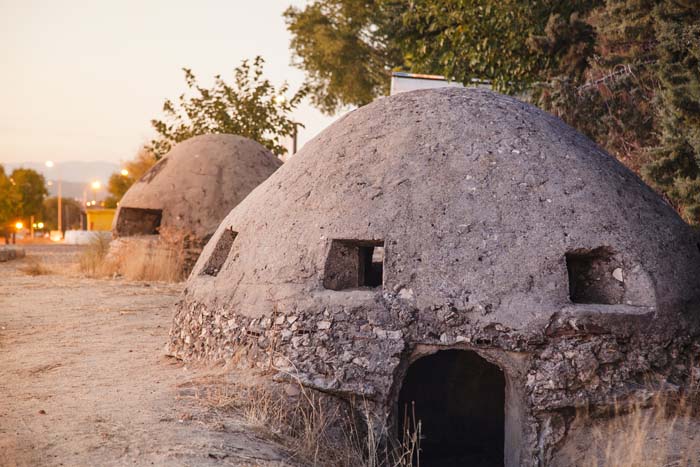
[0,244,292,467]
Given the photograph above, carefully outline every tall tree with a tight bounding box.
[285,0,601,113]
[537,0,661,173]
[149,56,307,158]
[42,197,82,230]
[0,165,21,242]
[10,168,48,221]
[645,0,700,223]
[284,0,404,114]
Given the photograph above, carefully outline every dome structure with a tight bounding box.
[111,134,281,273]
[169,89,700,465]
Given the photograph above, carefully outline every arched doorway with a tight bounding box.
[398,349,505,466]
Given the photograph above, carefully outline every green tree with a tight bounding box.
[10,168,48,221]
[537,0,661,173]
[42,197,82,230]
[0,165,21,242]
[285,0,600,113]
[284,0,404,114]
[149,56,307,158]
[645,0,700,223]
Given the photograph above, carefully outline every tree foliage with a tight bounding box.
[149,56,307,158]
[0,165,21,236]
[8,168,48,220]
[285,0,600,112]
[645,0,700,222]
[42,197,82,230]
[284,0,404,113]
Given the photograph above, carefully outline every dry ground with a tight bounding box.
[0,244,293,467]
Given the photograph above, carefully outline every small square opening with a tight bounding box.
[201,228,237,276]
[323,239,384,290]
[115,207,162,236]
[566,247,624,304]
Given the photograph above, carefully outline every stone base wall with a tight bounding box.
[169,289,700,465]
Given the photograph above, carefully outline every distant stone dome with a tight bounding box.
[113,134,281,241]
[169,89,700,466]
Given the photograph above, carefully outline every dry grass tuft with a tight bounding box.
[19,257,52,276]
[191,375,418,467]
[567,387,700,467]
[80,228,186,282]
[79,234,111,276]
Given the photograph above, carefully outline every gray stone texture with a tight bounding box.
[169,88,700,465]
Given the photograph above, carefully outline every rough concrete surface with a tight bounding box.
[169,88,700,465]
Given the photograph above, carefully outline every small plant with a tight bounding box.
[80,228,186,282]
[19,257,51,276]
[191,372,422,467]
[568,386,700,467]
[79,234,111,276]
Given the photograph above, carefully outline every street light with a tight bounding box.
[15,221,23,230]
[120,169,129,176]
[91,180,101,190]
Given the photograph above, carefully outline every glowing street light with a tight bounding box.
[91,180,102,190]
[15,221,23,230]
[120,169,129,176]
[45,160,54,168]
[37,222,44,229]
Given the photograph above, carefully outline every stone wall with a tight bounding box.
[169,287,700,465]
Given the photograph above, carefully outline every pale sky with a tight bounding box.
[0,0,337,164]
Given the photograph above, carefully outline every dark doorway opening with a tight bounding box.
[398,350,505,467]
[323,239,384,290]
[115,207,162,236]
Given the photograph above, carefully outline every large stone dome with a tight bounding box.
[169,89,700,465]
[113,134,281,241]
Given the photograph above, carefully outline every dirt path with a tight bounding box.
[0,245,291,467]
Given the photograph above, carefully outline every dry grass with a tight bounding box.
[18,257,52,276]
[78,234,111,276]
[567,387,700,467]
[79,228,186,282]
[194,372,700,467]
[192,375,418,467]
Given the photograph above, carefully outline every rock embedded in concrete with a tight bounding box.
[169,88,700,465]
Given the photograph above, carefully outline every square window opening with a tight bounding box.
[201,228,238,276]
[115,207,162,236]
[324,239,384,290]
[566,247,624,305]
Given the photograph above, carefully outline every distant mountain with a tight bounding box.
[1,160,117,200]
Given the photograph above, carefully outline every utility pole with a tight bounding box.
[58,178,62,233]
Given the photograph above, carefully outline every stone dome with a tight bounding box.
[113,134,281,241]
[169,89,700,466]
